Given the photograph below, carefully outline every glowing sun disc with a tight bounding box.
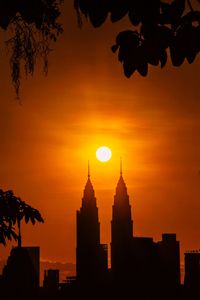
[96,146,112,162]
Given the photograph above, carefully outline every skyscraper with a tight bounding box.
[1,246,40,299]
[76,167,108,284]
[158,234,180,288]
[43,269,59,291]
[184,252,200,288]
[111,167,133,283]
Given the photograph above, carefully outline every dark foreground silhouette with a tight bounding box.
[0,189,44,247]
[0,171,200,300]
[1,1,200,96]
[75,0,200,78]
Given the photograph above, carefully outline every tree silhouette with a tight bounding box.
[0,189,44,247]
[0,0,63,97]
[1,1,200,96]
[0,190,18,245]
[74,0,200,77]
[0,220,17,246]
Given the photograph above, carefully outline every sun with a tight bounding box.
[96,146,112,162]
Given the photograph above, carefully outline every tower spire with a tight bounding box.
[120,157,122,176]
[83,161,95,202]
[88,160,90,179]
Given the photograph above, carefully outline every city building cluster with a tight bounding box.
[0,170,199,300]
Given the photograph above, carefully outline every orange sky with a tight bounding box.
[0,1,200,268]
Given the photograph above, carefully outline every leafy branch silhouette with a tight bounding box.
[74,0,200,77]
[1,1,200,96]
[0,189,44,247]
[0,0,63,97]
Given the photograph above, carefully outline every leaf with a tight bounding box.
[171,23,199,66]
[170,41,185,66]
[128,0,142,26]
[88,0,108,27]
[109,0,128,23]
[0,221,18,245]
[114,31,140,65]
[185,25,199,64]
[0,233,6,246]
[118,47,125,62]
[116,30,139,47]
[33,210,44,222]
[111,44,119,53]
[136,47,148,77]
[137,62,148,77]
[160,50,167,68]
[142,40,160,66]
[11,229,18,241]
[186,51,197,64]
[30,215,36,225]
[123,60,136,78]
[25,214,29,224]
[128,10,141,26]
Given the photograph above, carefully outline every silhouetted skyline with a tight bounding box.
[1,171,200,300]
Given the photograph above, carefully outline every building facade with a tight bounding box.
[111,171,133,283]
[1,246,40,299]
[76,171,108,284]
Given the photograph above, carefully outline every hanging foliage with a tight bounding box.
[0,0,63,97]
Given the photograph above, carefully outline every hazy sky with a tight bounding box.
[0,1,200,267]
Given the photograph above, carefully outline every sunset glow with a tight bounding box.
[0,1,200,280]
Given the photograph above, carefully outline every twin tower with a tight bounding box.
[76,168,181,293]
[76,168,134,284]
[76,166,138,283]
